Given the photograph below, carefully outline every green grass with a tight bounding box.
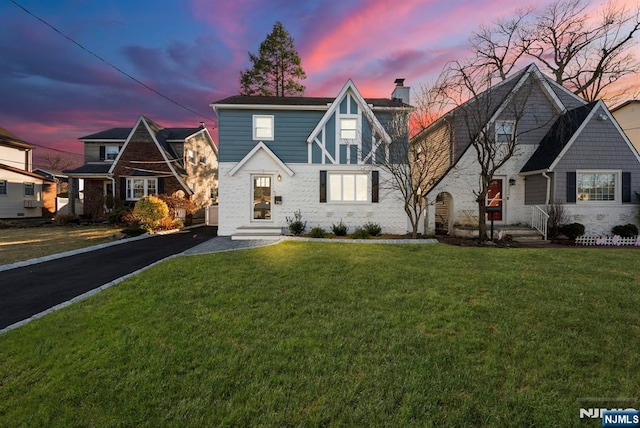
[1,242,639,426]
[0,225,123,264]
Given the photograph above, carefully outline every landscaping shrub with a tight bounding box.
[108,206,127,225]
[309,226,326,238]
[286,210,307,235]
[155,217,184,231]
[546,202,569,239]
[133,196,169,230]
[351,227,370,239]
[156,194,198,220]
[120,226,147,237]
[331,220,348,236]
[559,222,585,240]
[611,223,638,237]
[362,221,382,237]
[54,213,80,226]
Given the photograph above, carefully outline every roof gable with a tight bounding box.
[306,80,392,145]
[228,141,294,177]
[109,116,191,193]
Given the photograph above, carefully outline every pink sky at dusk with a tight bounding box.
[0,0,638,164]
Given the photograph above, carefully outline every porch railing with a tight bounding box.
[531,205,549,240]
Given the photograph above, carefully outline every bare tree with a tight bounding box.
[35,152,79,172]
[440,62,535,240]
[376,82,452,238]
[467,0,640,102]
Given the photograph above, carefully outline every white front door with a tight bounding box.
[252,175,272,221]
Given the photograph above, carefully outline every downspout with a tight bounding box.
[542,171,551,205]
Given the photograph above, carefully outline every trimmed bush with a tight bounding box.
[286,210,307,235]
[611,223,638,238]
[351,227,370,239]
[331,220,348,236]
[121,226,146,237]
[54,214,80,226]
[559,223,585,240]
[309,226,326,238]
[133,196,169,230]
[362,221,382,237]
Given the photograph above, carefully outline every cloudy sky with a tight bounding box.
[1,0,638,159]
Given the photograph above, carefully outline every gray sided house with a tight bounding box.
[423,64,640,237]
[65,116,218,218]
[211,80,412,238]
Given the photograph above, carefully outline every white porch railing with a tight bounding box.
[531,205,549,240]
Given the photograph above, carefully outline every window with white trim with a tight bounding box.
[328,173,368,202]
[126,177,157,200]
[24,182,35,197]
[253,115,274,140]
[577,171,618,202]
[199,155,207,165]
[495,120,515,144]
[105,145,120,161]
[340,117,358,140]
[187,150,196,164]
[0,180,6,195]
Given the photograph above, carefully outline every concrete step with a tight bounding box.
[231,226,283,241]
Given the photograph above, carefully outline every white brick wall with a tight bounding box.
[218,150,409,236]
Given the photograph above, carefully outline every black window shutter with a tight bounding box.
[372,170,379,203]
[622,172,631,203]
[319,170,327,203]
[566,171,576,203]
[99,146,106,161]
[119,177,127,201]
[158,177,164,195]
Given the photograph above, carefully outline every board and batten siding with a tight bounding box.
[524,173,552,205]
[552,104,640,204]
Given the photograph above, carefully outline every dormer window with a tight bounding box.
[253,115,274,140]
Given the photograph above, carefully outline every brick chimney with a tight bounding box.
[391,78,410,105]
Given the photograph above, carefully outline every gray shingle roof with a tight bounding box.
[212,95,409,108]
[64,163,111,175]
[520,102,597,173]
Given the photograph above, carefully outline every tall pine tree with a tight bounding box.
[240,22,306,97]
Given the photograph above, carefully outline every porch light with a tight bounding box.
[277,174,282,182]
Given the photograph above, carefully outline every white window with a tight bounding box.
[253,115,274,140]
[24,182,35,197]
[105,145,120,161]
[577,171,618,203]
[328,173,368,202]
[0,180,6,195]
[126,177,157,200]
[187,150,196,164]
[495,121,515,144]
[340,117,358,140]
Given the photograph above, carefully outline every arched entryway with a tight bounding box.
[435,191,453,235]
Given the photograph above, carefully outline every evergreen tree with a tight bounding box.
[239,22,306,97]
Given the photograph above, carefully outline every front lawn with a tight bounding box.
[0,225,123,265]
[0,242,638,426]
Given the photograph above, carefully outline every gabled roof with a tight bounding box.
[611,99,640,112]
[0,125,34,151]
[306,80,394,145]
[0,163,55,181]
[228,141,294,177]
[520,102,597,173]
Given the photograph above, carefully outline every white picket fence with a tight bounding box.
[575,235,640,246]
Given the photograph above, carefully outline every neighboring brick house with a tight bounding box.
[0,126,56,218]
[65,116,218,218]
[421,64,640,237]
[211,79,412,238]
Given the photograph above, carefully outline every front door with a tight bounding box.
[252,175,272,221]
[486,179,504,221]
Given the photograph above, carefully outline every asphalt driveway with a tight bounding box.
[0,226,218,330]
